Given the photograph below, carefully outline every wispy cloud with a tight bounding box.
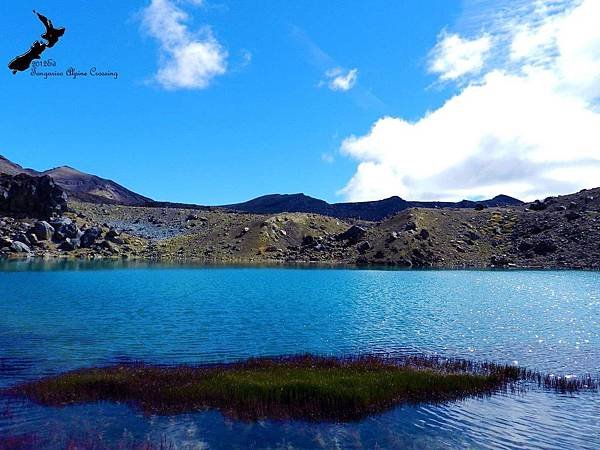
[429,32,492,81]
[322,67,358,92]
[339,0,600,202]
[141,0,227,90]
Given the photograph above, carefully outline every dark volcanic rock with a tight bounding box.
[418,229,430,240]
[518,241,534,252]
[33,221,55,241]
[533,239,558,256]
[80,227,103,248]
[59,222,81,240]
[302,235,317,247]
[0,174,67,218]
[106,229,124,245]
[335,225,366,244]
[529,200,548,211]
[357,241,371,253]
[490,254,511,267]
[404,221,417,232]
[58,238,77,251]
[10,241,31,254]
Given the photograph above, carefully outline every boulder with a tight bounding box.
[0,237,13,248]
[533,239,558,256]
[80,227,103,248]
[335,225,366,244]
[106,229,124,245]
[490,254,511,267]
[13,232,31,246]
[10,241,31,254]
[302,235,317,247]
[529,200,548,211]
[565,211,581,221]
[357,241,371,253]
[33,221,55,241]
[58,238,76,251]
[418,229,430,240]
[99,240,117,253]
[48,216,72,228]
[59,222,81,240]
[404,221,417,231]
[0,173,67,217]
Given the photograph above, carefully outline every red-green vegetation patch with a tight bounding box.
[7,355,597,422]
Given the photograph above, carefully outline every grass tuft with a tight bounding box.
[6,354,597,422]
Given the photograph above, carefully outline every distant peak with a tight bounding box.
[45,165,86,175]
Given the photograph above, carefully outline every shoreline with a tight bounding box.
[1,254,599,271]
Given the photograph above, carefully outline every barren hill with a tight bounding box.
[0,155,152,206]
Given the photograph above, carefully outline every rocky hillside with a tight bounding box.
[0,155,39,176]
[0,166,597,269]
[42,166,152,206]
[0,155,152,206]
[1,154,522,219]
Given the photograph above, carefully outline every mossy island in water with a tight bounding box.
[8,355,595,422]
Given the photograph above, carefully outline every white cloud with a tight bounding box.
[323,67,358,91]
[141,0,227,90]
[340,0,600,202]
[429,32,492,80]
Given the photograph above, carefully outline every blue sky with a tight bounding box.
[0,1,460,204]
[1,1,599,204]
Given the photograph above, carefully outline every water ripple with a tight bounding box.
[0,266,599,448]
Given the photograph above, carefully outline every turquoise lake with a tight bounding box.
[1,261,599,449]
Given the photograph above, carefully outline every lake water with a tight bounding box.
[1,261,599,449]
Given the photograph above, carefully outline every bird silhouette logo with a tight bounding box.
[8,10,66,75]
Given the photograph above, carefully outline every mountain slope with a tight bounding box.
[0,155,38,176]
[222,194,334,216]
[0,155,152,206]
[42,166,152,206]
[223,193,524,221]
[0,154,523,213]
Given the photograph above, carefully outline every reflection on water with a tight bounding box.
[0,263,599,449]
